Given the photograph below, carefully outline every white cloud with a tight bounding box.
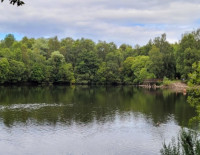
[0,0,200,45]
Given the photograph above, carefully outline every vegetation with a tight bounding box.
[188,62,200,86]
[162,77,173,86]
[160,88,200,154]
[1,0,25,6]
[0,29,200,85]
[160,30,200,154]
[160,129,200,155]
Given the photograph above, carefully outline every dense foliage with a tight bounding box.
[0,30,200,84]
[188,62,200,86]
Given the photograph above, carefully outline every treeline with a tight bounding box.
[0,29,200,85]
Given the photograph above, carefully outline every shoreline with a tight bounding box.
[139,81,189,93]
[0,81,198,91]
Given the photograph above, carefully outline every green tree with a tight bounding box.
[106,61,121,83]
[188,61,200,86]
[106,51,123,68]
[48,36,60,57]
[33,38,49,58]
[153,34,176,78]
[3,34,15,48]
[0,48,14,59]
[96,62,107,84]
[30,63,48,83]
[96,41,116,61]
[21,44,29,64]
[48,51,65,82]
[21,37,35,49]
[65,39,96,68]
[0,58,9,83]
[104,51,122,83]
[59,37,74,63]
[139,40,153,56]
[75,50,99,84]
[148,46,164,78]
[8,60,25,83]
[138,68,155,83]
[176,32,200,79]
[58,63,75,83]
[96,61,121,84]
[131,56,154,83]
[183,48,200,79]
[122,57,135,83]
[119,44,134,60]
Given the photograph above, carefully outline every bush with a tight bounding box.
[163,77,173,86]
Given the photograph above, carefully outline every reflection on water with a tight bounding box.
[0,103,66,111]
[0,86,197,154]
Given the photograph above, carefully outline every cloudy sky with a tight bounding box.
[0,0,200,46]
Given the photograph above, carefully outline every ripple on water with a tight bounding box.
[0,103,73,111]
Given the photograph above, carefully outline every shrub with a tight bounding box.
[163,77,173,86]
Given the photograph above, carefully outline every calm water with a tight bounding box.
[0,86,196,155]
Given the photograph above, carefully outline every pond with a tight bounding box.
[0,86,196,155]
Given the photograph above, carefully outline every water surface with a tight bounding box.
[0,86,196,155]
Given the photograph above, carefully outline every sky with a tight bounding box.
[0,0,200,46]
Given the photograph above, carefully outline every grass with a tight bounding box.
[160,129,200,155]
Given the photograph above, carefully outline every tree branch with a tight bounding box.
[1,0,25,6]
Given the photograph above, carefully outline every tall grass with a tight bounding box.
[160,129,200,155]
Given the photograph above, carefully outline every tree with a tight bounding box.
[21,37,35,49]
[122,57,135,83]
[7,60,25,83]
[138,68,155,83]
[48,51,65,82]
[48,36,60,57]
[104,51,122,83]
[1,0,25,6]
[0,48,14,59]
[96,61,121,84]
[0,30,199,84]
[105,61,121,83]
[28,51,49,83]
[58,63,75,83]
[153,34,176,79]
[0,58,9,83]
[2,34,15,48]
[176,32,200,79]
[59,37,74,62]
[119,44,134,59]
[75,50,99,84]
[96,62,107,84]
[96,41,117,61]
[188,61,200,86]
[131,56,155,83]
[148,46,164,78]
[183,48,200,79]
[33,38,49,58]
[21,44,29,64]
[106,51,123,68]
[123,57,134,77]
[30,63,47,83]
